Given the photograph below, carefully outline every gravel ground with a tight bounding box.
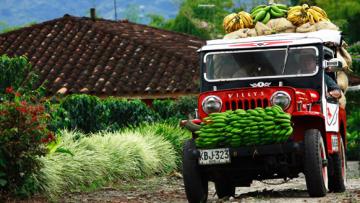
[62,161,360,203]
[8,162,360,203]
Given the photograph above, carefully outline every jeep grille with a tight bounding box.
[225,98,269,110]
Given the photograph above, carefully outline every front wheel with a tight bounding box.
[304,129,328,197]
[329,137,346,192]
[214,181,235,199]
[183,139,208,203]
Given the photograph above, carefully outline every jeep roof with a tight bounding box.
[199,30,342,52]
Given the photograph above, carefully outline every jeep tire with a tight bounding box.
[183,139,208,203]
[329,137,346,192]
[304,129,328,197]
[214,181,235,199]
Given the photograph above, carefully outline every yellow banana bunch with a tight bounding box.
[238,11,254,28]
[287,4,309,26]
[223,11,253,33]
[287,4,329,26]
[223,13,241,33]
[307,6,329,25]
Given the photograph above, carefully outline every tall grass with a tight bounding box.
[34,129,177,199]
[135,122,192,167]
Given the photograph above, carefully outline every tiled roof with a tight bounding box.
[0,15,205,98]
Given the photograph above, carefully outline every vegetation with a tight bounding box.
[291,0,360,43]
[32,127,184,199]
[0,90,54,198]
[152,96,197,120]
[137,122,192,167]
[0,53,193,199]
[0,21,37,34]
[103,97,158,131]
[149,0,236,39]
[346,43,360,160]
[348,42,360,55]
[1,1,360,199]
[0,55,38,94]
[50,94,197,133]
[345,90,360,160]
[0,56,53,198]
[57,94,106,133]
[348,43,360,76]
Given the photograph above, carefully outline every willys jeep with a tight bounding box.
[181,30,347,203]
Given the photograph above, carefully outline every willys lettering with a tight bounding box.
[228,91,265,99]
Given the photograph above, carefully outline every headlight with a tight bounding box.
[202,95,222,114]
[270,91,291,110]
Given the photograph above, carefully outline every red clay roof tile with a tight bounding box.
[1,15,205,98]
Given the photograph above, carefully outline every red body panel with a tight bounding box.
[325,107,347,154]
[197,86,346,154]
[291,111,325,142]
[339,107,347,149]
[199,87,344,148]
[198,87,298,119]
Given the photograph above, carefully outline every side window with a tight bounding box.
[324,49,336,81]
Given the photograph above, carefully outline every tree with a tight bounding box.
[148,0,234,39]
[0,21,37,34]
[315,0,360,43]
[148,14,167,28]
[124,4,142,23]
[0,55,35,94]
[290,0,360,43]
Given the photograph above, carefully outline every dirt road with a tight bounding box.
[64,161,360,203]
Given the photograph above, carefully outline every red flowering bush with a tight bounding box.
[0,89,54,197]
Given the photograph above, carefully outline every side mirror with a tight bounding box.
[323,58,344,72]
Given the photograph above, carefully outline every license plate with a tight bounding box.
[199,148,230,165]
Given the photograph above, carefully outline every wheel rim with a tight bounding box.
[319,137,328,190]
[340,137,347,186]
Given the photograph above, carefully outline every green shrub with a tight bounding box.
[152,99,177,119]
[0,90,54,197]
[33,129,176,199]
[102,97,159,131]
[347,132,360,161]
[174,96,198,119]
[0,55,38,95]
[59,94,107,133]
[348,42,360,75]
[346,106,360,160]
[152,96,197,120]
[45,102,71,133]
[351,58,360,75]
[348,42,360,55]
[346,90,360,114]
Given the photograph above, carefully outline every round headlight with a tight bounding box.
[202,95,222,114]
[270,91,291,110]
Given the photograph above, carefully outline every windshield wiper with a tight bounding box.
[281,46,290,75]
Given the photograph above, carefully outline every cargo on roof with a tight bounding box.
[200,30,342,51]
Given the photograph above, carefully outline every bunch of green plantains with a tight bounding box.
[195,106,292,148]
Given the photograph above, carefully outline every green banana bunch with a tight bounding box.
[250,4,288,24]
[195,105,293,149]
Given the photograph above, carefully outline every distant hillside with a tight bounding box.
[0,0,179,27]
[0,0,270,30]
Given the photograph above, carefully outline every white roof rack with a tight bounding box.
[199,30,342,52]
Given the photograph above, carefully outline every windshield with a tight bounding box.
[204,47,318,81]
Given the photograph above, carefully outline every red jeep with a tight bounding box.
[182,30,347,202]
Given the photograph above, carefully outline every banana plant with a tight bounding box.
[47,137,74,156]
